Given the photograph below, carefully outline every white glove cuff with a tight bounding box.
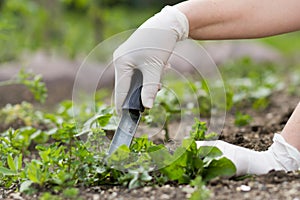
[141,5,189,41]
[161,6,189,40]
[270,133,300,171]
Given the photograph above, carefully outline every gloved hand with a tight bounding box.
[113,6,189,114]
[196,133,300,176]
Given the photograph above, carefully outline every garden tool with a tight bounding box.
[108,69,144,155]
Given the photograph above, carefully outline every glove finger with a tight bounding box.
[139,61,164,109]
[114,65,134,114]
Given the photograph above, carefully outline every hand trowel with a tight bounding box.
[108,69,145,155]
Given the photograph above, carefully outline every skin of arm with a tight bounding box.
[175,0,300,40]
[281,102,300,151]
[175,0,300,152]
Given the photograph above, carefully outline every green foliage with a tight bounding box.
[0,0,156,60]
[0,69,47,103]
[234,112,253,127]
[189,176,210,200]
[287,67,300,95]
[142,88,181,142]
[0,101,236,198]
[39,189,82,200]
[157,57,295,118]
[152,138,236,184]
[189,80,213,117]
[141,79,218,142]
[0,55,298,199]
[16,69,48,103]
[62,188,80,199]
[0,102,48,127]
[0,154,22,176]
[220,57,284,111]
[259,31,300,55]
[127,167,153,189]
[190,118,218,141]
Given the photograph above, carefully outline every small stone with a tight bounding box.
[132,189,138,194]
[143,187,152,193]
[160,194,170,200]
[186,193,192,199]
[92,194,100,200]
[150,196,155,200]
[107,188,113,193]
[236,185,251,192]
[8,193,24,200]
[164,184,170,189]
[111,192,117,198]
[182,186,195,194]
[183,186,195,199]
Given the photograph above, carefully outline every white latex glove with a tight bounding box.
[196,133,300,176]
[113,6,189,114]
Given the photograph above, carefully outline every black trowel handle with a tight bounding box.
[122,69,145,112]
[107,69,144,156]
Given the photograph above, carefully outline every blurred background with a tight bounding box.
[0,0,184,61]
[0,0,299,107]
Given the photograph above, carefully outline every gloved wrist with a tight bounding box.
[140,5,189,41]
[196,133,300,176]
[270,133,300,170]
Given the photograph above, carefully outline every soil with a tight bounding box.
[81,93,299,200]
[2,92,300,200]
[1,46,299,199]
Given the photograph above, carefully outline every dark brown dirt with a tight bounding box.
[3,93,299,200]
[87,93,300,200]
[1,47,299,199]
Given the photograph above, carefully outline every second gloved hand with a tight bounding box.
[113,6,189,114]
[196,133,300,176]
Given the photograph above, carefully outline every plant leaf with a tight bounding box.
[0,166,17,175]
[203,157,236,182]
[18,154,23,171]
[198,146,222,160]
[161,164,184,181]
[20,180,33,193]
[7,154,16,171]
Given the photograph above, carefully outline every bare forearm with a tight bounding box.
[175,0,300,40]
[281,102,300,151]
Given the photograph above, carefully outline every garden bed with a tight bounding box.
[2,93,299,200]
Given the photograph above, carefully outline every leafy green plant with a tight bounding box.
[0,69,47,103]
[189,118,218,141]
[0,102,52,131]
[151,88,181,142]
[0,101,236,198]
[234,112,252,127]
[220,57,284,111]
[151,138,236,184]
[189,176,210,200]
[0,154,23,188]
[0,0,157,60]
[38,189,82,200]
[0,68,237,198]
[142,80,216,142]
[287,68,300,95]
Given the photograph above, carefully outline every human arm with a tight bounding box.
[176,0,300,40]
[114,0,300,112]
